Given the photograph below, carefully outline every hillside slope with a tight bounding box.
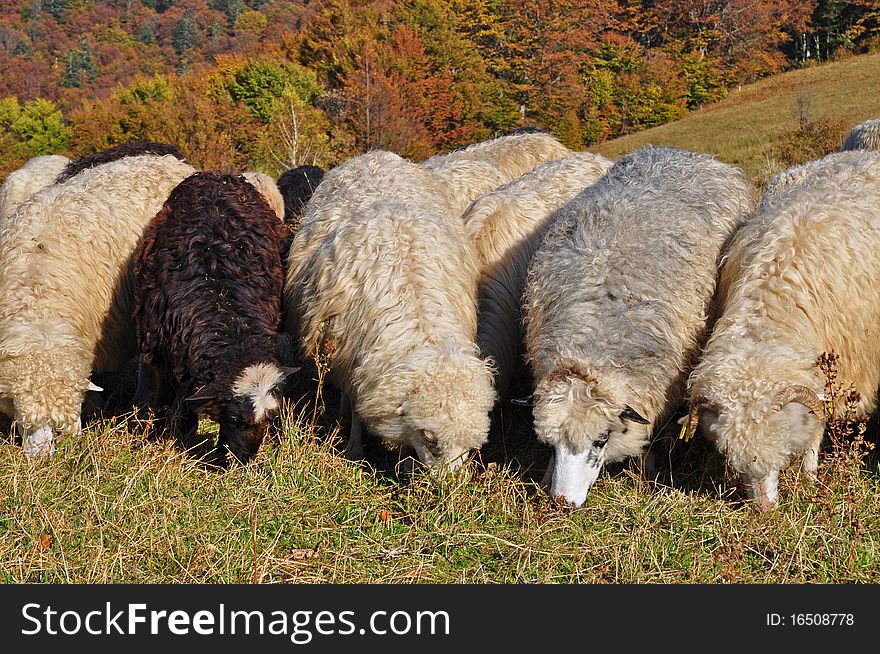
[592,53,880,184]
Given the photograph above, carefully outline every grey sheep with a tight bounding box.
[523,145,755,506]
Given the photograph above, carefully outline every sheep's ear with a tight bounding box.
[620,405,650,424]
[278,366,301,392]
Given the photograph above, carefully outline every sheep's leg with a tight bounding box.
[343,403,364,460]
[801,433,822,482]
[637,447,658,480]
[131,356,158,413]
[541,453,555,487]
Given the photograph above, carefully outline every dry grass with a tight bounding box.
[1,386,878,583]
[592,53,880,188]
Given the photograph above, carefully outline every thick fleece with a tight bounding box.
[285,149,495,469]
[0,154,197,457]
[0,154,70,224]
[841,118,880,151]
[134,172,293,463]
[524,145,755,506]
[57,140,185,184]
[277,165,325,226]
[463,151,614,399]
[421,131,571,185]
[687,149,880,509]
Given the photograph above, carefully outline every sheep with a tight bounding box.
[685,149,880,510]
[242,171,285,221]
[0,154,70,224]
[421,130,571,185]
[285,149,496,469]
[56,140,185,184]
[523,145,755,506]
[463,151,614,401]
[0,154,197,458]
[133,172,298,464]
[277,165,325,226]
[428,158,508,216]
[841,118,880,152]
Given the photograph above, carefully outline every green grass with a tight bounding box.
[1,395,878,583]
[592,52,880,186]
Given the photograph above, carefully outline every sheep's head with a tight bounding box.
[394,351,496,472]
[686,384,825,510]
[0,351,98,458]
[186,362,299,464]
[533,365,650,507]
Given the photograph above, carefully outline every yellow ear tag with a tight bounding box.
[678,420,690,441]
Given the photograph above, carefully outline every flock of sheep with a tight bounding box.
[1,116,879,513]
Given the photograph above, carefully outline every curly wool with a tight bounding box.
[841,118,880,151]
[524,145,755,462]
[277,165,325,226]
[134,173,289,460]
[285,150,495,465]
[0,154,70,224]
[57,140,185,184]
[0,154,196,433]
[687,150,880,483]
[421,131,571,186]
[463,152,614,399]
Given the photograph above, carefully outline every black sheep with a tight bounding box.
[276,164,325,226]
[133,172,298,463]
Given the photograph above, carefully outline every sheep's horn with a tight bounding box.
[684,396,722,441]
[775,385,825,417]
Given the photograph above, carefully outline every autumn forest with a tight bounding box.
[1,0,878,178]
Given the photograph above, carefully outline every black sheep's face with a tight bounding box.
[186,362,299,464]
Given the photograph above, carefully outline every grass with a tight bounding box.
[1,385,878,583]
[592,52,880,187]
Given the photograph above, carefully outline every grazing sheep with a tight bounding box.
[0,154,197,458]
[0,154,70,224]
[421,130,571,185]
[277,165,325,226]
[463,151,614,400]
[242,171,285,221]
[429,159,508,216]
[524,145,755,506]
[686,149,880,510]
[841,118,880,152]
[57,140,185,184]
[285,149,496,469]
[134,172,297,464]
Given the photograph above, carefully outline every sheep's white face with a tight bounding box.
[534,375,650,507]
[698,402,824,510]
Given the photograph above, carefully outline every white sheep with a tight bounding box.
[421,130,572,186]
[0,154,70,224]
[686,149,880,510]
[524,145,755,506]
[284,149,496,469]
[243,171,285,220]
[463,151,614,400]
[841,118,880,151]
[0,154,197,457]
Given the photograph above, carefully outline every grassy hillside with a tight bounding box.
[2,386,878,583]
[593,52,880,185]
[3,55,880,585]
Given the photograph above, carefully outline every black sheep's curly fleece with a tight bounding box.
[133,171,288,407]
